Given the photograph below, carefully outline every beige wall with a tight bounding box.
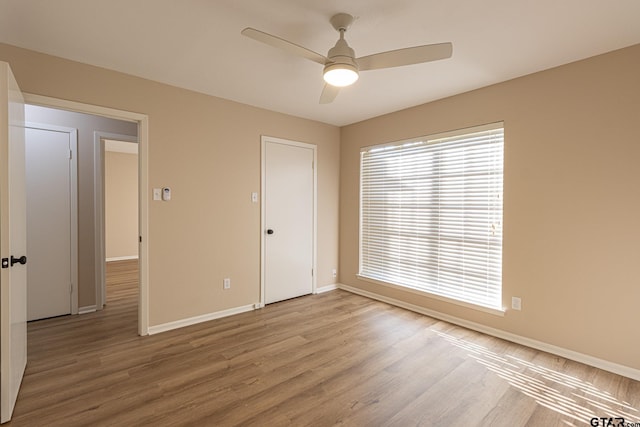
[24,105,137,308]
[105,151,138,260]
[340,44,640,370]
[4,40,638,372]
[0,43,340,326]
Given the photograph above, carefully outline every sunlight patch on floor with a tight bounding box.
[432,330,639,425]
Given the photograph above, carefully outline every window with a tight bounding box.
[359,123,504,311]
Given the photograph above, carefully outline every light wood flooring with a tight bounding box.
[7,259,640,426]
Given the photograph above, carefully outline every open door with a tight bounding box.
[0,62,27,423]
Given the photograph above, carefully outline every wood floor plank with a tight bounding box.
[6,260,640,426]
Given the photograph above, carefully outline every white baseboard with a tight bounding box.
[337,283,640,382]
[148,304,255,335]
[106,256,139,262]
[78,305,97,314]
[315,284,338,294]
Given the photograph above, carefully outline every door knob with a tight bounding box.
[267,229,274,235]
[10,255,27,266]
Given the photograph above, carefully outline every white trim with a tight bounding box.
[148,304,255,335]
[138,114,149,336]
[360,121,505,152]
[94,132,138,311]
[337,283,640,382]
[315,284,338,294]
[69,130,79,316]
[23,122,79,316]
[24,94,147,122]
[260,136,317,307]
[106,256,139,262]
[312,144,318,296]
[260,140,266,306]
[25,122,74,133]
[78,305,97,315]
[94,135,104,310]
[24,93,150,336]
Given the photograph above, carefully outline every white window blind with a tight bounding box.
[359,124,504,310]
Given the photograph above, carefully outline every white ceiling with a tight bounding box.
[1,1,639,126]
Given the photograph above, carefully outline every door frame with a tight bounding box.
[24,93,150,336]
[260,135,317,308]
[93,131,138,311]
[24,122,79,316]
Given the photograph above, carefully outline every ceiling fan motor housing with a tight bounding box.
[325,38,358,70]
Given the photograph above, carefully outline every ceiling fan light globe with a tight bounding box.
[323,64,359,87]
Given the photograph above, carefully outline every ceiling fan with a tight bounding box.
[241,13,453,104]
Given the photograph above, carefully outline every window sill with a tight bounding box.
[356,275,506,317]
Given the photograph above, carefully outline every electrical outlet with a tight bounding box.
[223,278,231,290]
[511,297,522,311]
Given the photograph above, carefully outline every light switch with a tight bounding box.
[153,188,162,201]
[251,192,258,203]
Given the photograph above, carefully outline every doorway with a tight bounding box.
[24,94,150,335]
[95,135,139,309]
[261,136,317,305]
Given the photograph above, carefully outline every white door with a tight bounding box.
[0,62,27,423]
[25,126,77,321]
[263,138,315,304]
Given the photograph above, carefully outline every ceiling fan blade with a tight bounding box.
[357,42,452,71]
[319,84,340,104]
[241,28,327,65]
